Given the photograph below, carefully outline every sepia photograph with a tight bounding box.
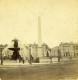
[0,0,78,80]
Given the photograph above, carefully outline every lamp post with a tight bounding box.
[29,45,32,64]
[0,45,4,65]
[50,56,52,63]
[58,49,61,62]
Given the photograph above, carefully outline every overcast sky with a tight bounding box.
[0,0,78,47]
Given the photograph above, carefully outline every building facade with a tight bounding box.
[51,46,59,57]
[59,42,75,58]
[51,42,78,59]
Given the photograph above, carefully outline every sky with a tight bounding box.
[0,0,78,48]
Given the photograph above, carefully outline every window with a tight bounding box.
[76,46,78,50]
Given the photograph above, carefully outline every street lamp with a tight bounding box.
[0,45,4,65]
[58,48,61,62]
[29,45,32,64]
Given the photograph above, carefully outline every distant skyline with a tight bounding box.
[0,0,78,47]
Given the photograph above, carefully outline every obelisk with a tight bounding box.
[38,16,42,46]
[37,16,43,57]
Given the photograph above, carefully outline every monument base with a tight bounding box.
[39,57,50,63]
[37,46,43,57]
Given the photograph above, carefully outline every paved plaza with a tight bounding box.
[0,59,78,80]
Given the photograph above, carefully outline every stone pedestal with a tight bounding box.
[39,57,50,63]
[37,46,43,58]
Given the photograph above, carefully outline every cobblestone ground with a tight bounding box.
[0,59,78,80]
